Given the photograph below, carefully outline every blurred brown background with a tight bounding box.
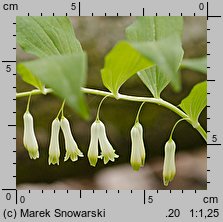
[16,17,207,190]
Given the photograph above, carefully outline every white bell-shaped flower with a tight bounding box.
[162,139,176,186]
[61,117,84,162]
[23,111,39,159]
[130,122,146,171]
[87,120,119,166]
[48,118,61,165]
[88,121,100,166]
[98,121,119,164]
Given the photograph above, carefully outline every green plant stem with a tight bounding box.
[195,123,207,142]
[135,102,145,124]
[56,100,65,118]
[26,92,32,112]
[169,118,186,140]
[96,95,110,121]
[16,87,207,142]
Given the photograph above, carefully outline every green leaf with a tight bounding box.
[126,17,184,96]
[17,53,89,119]
[16,16,82,58]
[138,67,169,98]
[126,17,183,42]
[17,64,44,92]
[179,81,207,124]
[16,16,83,91]
[101,41,154,97]
[181,56,207,74]
[131,35,184,92]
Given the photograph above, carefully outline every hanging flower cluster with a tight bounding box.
[22,96,179,186]
[88,120,119,166]
[47,117,84,165]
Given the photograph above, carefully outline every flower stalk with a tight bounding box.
[88,96,118,166]
[23,93,39,159]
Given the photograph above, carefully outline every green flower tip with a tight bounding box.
[28,148,39,160]
[88,155,98,167]
[48,155,60,165]
[64,150,84,162]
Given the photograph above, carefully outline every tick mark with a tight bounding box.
[207,143,222,146]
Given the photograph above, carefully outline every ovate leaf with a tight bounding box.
[16,16,82,58]
[17,53,88,119]
[181,56,207,74]
[16,16,83,91]
[138,67,169,98]
[131,35,184,92]
[179,81,207,124]
[126,17,184,96]
[101,41,154,97]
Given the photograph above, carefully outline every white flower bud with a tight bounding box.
[87,121,100,166]
[23,111,39,159]
[163,139,176,186]
[48,118,61,165]
[61,117,84,162]
[130,122,146,171]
